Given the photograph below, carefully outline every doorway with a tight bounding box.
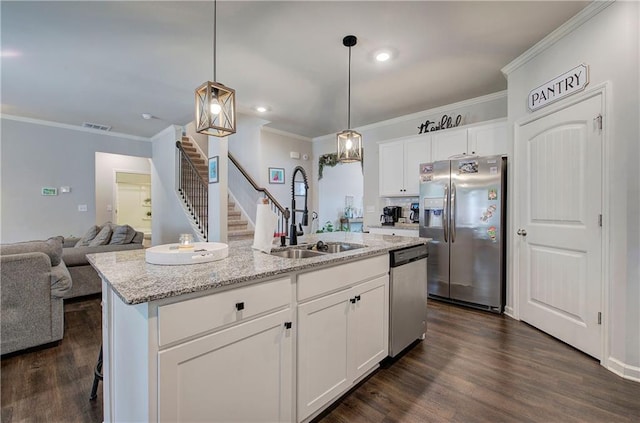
[515,92,603,359]
[114,172,152,244]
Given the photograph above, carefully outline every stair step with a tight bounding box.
[228,229,255,240]
[228,210,241,218]
[228,220,248,228]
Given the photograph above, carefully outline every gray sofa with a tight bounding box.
[62,223,144,299]
[0,237,72,355]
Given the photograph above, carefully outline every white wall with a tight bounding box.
[317,162,363,231]
[95,152,151,226]
[0,117,151,242]
[311,91,507,229]
[260,129,313,230]
[150,125,194,245]
[504,1,639,375]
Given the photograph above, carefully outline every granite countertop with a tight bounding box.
[367,223,419,230]
[87,232,427,306]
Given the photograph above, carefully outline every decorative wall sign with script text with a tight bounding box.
[528,64,589,111]
[418,114,463,134]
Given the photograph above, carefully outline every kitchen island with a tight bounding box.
[89,232,427,423]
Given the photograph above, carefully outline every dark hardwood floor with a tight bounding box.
[1,296,103,423]
[2,297,639,422]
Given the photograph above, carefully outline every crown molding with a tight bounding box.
[0,114,151,142]
[313,90,507,142]
[262,125,312,143]
[501,1,615,76]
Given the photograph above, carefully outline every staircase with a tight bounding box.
[228,197,254,240]
[178,136,255,240]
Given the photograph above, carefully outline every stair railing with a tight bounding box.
[228,152,290,237]
[176,141,208,240]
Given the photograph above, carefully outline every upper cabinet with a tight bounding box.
[432,118,509,161]
[379,119,509,198]
[379,136,431,197]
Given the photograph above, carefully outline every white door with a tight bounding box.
[297,289,351,422]
[158,309,293,422]
[404,137,431,196]
[349,276,388,381]
[431,128,468,160]
[379,141,405,196]
[517,93,602,359]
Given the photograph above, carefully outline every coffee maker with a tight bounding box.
[381,206,402,226]
[409,202,420,223]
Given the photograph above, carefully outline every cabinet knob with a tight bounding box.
[350,298,357,304]
[284,322,292,329]
[235,302,245,311]
[355,295,361,302]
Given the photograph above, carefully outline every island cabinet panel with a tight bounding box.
[297,274,389,422]
[297,255,388,301]
[157,277,291,346]
[158,308,293,423]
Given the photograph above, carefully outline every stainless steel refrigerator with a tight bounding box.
[419,156,506,313]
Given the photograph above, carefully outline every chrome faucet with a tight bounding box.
[290,166,309,246]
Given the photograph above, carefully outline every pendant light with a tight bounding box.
[336,35,362,163]
[195,0,236,137]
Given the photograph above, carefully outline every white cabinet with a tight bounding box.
[379,136,431,197]
[296,257,389,422]
[467,120,509,157]
[432,129,468,160]
[431,119,509,161]
[158,308,293,422]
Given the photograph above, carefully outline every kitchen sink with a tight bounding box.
[270,249,327,259]
[321,243,366,253]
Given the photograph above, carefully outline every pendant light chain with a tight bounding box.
[347,43,351,130]
[213,0,216,82]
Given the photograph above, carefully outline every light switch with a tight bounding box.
[60,186,71,193]
[78,204,88,212]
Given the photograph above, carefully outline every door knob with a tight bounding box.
[517,229,527,236]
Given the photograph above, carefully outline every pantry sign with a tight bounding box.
[528,64,589,111]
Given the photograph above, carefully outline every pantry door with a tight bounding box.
[517,93,603,359]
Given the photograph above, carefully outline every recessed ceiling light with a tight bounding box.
[141,113,152,120]
[376,51,391,62]
[255,106,268,113]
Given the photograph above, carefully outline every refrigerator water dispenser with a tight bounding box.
[423,198,444,228]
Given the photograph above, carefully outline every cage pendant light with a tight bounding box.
[337,35,362,163]
[195,0,236,137]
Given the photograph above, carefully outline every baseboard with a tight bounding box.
[607,357,640,383]
[504,305,516,319]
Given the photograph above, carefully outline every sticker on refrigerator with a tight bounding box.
[488,188,498,200]
[480,204,497,222]
[458,160,478,174]
[420,163,433,174]
[420,174,433,182]
[487,226,497,242]
[489,166,498,175]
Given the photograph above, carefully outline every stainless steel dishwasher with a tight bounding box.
[389,243,428,357]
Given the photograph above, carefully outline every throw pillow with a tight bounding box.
[88,225,112,247]
[75,225,100,247]
[109,225,136,245]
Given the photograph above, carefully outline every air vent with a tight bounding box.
[82,122,112,131]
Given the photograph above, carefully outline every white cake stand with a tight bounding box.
[145,242,229,265]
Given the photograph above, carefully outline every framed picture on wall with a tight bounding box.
[209,156,219,184]
[268,167,285,184]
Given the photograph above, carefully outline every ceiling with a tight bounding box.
[1,1,589,140]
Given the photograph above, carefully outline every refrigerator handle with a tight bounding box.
[451,182,456,243]
[443,185,448,243]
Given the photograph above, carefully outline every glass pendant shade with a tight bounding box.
[337,129,362,163]
[195,80,236,137]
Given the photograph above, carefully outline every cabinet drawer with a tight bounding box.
[297,255,388,302]
[158,277,291,347]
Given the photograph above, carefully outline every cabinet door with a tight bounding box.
[404,136,431,196]
[297,289,351,422]
[349,276,389,381]
[379,141,405,196]
[432,129,468,161]
[158,309,293,423]
[467,120,509,157]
